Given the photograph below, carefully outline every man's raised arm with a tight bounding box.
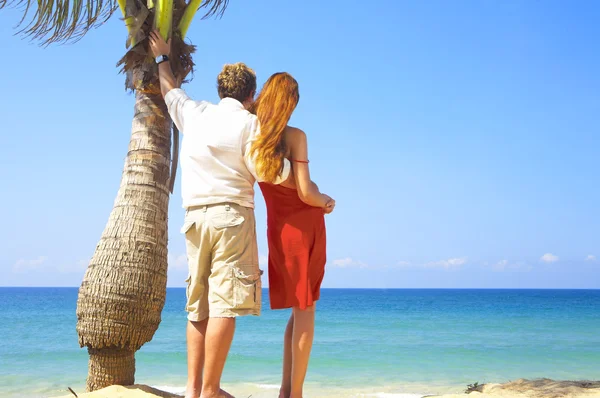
[148,29,207,133]
[149,29,179,99]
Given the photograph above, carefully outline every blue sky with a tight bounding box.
[1,0,598,288]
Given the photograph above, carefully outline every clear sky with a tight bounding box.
[1,0,598,288]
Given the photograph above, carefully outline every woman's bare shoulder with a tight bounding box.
[285,126,306,144]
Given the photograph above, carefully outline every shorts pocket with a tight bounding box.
[211,212,245,229]
[231,264,262,309]
[184,275,192,310]
[181,221,195,234]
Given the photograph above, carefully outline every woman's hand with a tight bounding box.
[322,194,335,214]
[148,29,171,58]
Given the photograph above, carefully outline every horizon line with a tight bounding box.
[1,286,599,290]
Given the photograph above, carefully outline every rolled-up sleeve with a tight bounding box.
[165,88,208,133]
[243,117,291,184]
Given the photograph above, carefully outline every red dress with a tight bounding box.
[258,183,327,310]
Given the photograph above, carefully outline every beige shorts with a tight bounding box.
[181,203,262,322]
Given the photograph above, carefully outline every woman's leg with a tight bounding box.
[280,313,294,398]
[290,304,316,398]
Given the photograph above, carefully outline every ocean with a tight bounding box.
[1,288,599,397]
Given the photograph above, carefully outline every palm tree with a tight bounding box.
[1,0,229,391]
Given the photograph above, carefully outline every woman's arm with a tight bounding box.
[287,127,334,209]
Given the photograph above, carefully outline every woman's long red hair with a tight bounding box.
[250,72,300,183]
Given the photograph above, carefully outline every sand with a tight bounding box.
[54,385,181,398]
[431,378,600,398]
[54,379,600,398]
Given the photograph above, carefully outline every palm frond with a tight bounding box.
[0,0,123,44]
[153,0,172,40]
[197,0,227,19]
[0,0,227,45]
[118,12,196,94]
[177,0,200,37]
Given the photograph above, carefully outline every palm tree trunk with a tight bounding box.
[76,90,172,391]
[87,347,136,389]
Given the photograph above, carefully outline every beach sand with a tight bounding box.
[431,379,600,398]
[54,385,181,398]
[53,379,600,398]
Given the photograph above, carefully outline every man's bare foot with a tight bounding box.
[199,388,234,398]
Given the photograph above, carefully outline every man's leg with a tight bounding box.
[200,318,236,398]
[182,208,212,398]
[290,304,316,398]
[186,319,208,398]
[280,313,294,398]
[202,203,261,398]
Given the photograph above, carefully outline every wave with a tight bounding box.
[253,383,280,390]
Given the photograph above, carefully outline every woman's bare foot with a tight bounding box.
[278,389,289,398]
[200,388,234,398]
[184,386,200,398]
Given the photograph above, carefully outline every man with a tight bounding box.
[148,31,291,398]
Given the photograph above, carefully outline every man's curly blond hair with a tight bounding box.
[217,62,257,103]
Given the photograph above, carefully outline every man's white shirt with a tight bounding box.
[165,88,291,209]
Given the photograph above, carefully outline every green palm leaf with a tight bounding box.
[0,0,228,45]
[196,0,227,20]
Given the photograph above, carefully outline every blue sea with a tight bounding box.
[1,288,599,397]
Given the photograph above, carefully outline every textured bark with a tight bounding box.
[76,90,172,391]
[87,347,136,391]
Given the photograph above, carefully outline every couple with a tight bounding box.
[150,31,335,398]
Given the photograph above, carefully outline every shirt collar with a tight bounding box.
[219,97,245,110]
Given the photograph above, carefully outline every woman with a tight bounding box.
[250,72,335,398]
